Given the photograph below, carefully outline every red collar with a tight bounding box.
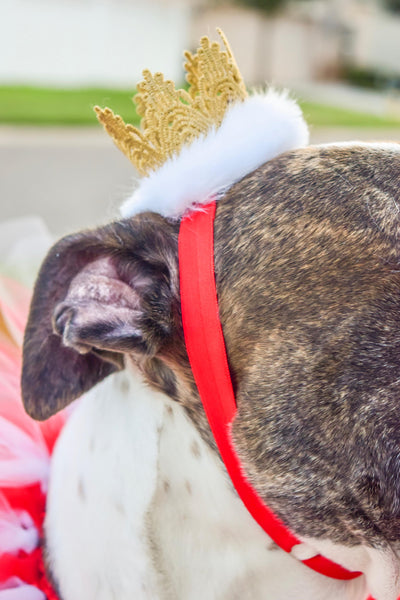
[178,199,362,581]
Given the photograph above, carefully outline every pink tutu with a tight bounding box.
[0,232,65,600]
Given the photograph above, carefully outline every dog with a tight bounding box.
[20,139,400,600]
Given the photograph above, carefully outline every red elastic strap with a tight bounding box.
[178,200,362,581]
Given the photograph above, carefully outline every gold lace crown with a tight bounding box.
[94,30,247,176]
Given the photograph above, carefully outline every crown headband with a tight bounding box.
[95,30,309,219]
[95,30,247,177]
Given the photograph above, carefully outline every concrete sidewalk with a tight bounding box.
[293,82,400,119]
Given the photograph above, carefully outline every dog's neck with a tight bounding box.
[45,366,369,600]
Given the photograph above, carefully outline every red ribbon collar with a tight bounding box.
[178,199,362,581]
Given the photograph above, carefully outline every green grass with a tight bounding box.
[0,86,140,126]
[1,85,400,128]
[300,101,400,128]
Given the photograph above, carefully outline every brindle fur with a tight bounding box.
[22,143,400,554]
[217,144,400,547]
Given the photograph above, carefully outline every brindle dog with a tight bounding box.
[22,144,400,600]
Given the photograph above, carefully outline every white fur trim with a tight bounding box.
[120,89,309,219]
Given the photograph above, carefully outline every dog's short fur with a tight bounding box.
[22,143,400,599]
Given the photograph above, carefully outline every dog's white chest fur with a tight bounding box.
[45,368,366,600]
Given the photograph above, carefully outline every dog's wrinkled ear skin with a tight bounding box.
[22,215,179,421]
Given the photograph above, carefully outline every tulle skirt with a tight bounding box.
[0,219,65,600]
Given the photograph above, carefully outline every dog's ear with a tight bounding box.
[22,215,179,420]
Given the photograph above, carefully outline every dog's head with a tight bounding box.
[22,143,400,558]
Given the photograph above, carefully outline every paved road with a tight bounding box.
[0,127,136,237]
[1,125,400,237]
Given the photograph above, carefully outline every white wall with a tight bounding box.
[4,0,400,91]
[0,0,191,87]
[191,6,341,86]
[304,0,400,77]
[352,9,400,75]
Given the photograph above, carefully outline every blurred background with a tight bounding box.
[1,0,400,239]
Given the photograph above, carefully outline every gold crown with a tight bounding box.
[94,29,247,176]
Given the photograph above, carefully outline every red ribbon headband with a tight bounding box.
[178,199,362,581]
